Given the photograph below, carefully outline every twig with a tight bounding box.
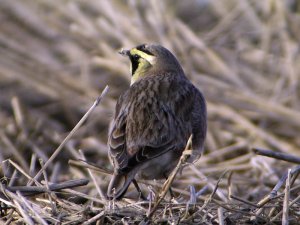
[282,169,291,225]
[182,170,228,223]
[8,169,19,187]
[257,165,300,207]
[196,185,209,197]
[3,179,89,196]
[0,190,14,207]
[62,189,106,205]
[39,159,56,213]
[212,198,266,220]
[270,191,300,223]
[78,150,107,201]
[252,148,300,164]
[227,171,233,200]
[188,185,197,204]
[17,191,48,225]
[230,195,258,208]
[68,159,113,175]
[268,183,300,201]
[0,133,29,172]
[82,211,105,225]
[13,199,34,225]
[217,207,225,225]
[145,136,193,221]
[29,85,109,185]
[6,159,40,186]
[11,96,25,132]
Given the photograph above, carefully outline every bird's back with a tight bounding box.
[109,72,204,173]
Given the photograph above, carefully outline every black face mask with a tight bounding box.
[130,54,140,76]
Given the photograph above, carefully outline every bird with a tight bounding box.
[107,44,207,200]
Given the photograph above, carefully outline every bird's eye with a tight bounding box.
[133,54,139,60]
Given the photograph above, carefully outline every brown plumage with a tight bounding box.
[107,44,207,199]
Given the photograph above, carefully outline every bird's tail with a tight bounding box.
[107,171,135,200]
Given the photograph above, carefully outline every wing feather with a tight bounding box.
[108,75,204,172]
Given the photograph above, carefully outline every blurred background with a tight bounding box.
[0,0,300,206]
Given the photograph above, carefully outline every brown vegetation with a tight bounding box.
[1,0,300,224]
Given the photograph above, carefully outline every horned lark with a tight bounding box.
[107,44,207,199]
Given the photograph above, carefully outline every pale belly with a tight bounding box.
[136,150,181,180]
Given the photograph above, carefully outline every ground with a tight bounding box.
[0,0,300,224]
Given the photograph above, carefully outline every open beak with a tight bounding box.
[118,49,130,56]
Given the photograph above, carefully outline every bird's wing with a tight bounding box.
[111,101,180,171]
[109,77,202,171]
[108,92,129,170]
[191,89,207,152]
[124,77,195,169]
[127,103,181,167]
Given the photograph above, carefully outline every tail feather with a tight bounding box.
[107,171,135,199]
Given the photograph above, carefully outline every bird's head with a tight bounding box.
[119,44,183,85]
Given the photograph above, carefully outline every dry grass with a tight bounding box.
[1,0,300,224]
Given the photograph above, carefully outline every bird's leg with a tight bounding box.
[132,179,147,200]
[168,186,175,199]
